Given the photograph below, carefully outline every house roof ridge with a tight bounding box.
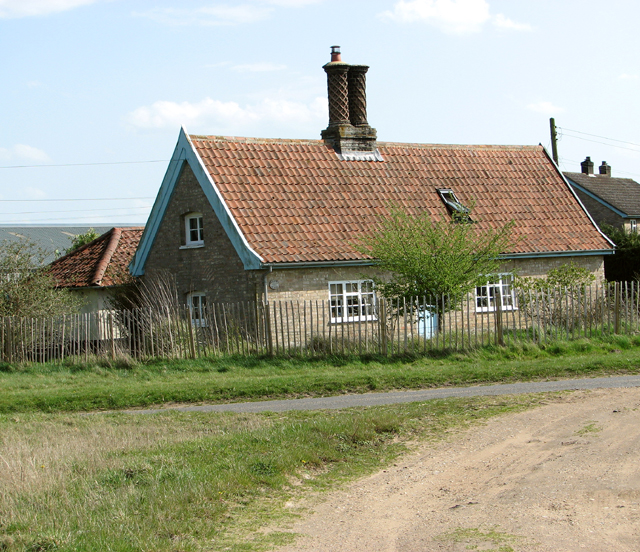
[92,228,122,286]
[189,133,543,151]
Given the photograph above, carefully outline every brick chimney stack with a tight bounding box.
[599,161,612,177]
[321,46,378,158]
[581,156,595,175]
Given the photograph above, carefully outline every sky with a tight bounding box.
[2,0,640,226]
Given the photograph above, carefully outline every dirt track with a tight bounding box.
[273,388,640,551]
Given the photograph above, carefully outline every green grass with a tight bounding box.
[0,394,547,552]
[1,335,640,414]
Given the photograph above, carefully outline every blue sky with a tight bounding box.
[2,0,640,225]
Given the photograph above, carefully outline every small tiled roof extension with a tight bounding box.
[48,227,143,288]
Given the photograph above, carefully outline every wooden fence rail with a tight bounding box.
[1,282,638,363]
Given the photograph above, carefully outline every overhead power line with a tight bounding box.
[0,160,169,169]
[0,206,152,216]
[559,127,640,148]
[0,197,154,202]
[559,132,640,153]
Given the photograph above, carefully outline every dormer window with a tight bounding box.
[185,213,204,246]
[437,189,470,221]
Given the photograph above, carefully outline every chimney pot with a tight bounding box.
[599,161,612,177]
[330,45,342,62]
[581,156,594,175]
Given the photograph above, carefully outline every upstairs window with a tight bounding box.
[187,292,207,326]
[476,274,516,313]
[437,189,471,222]
[185,213,204,246]
[329,280,376,322]
[630,219,637,234]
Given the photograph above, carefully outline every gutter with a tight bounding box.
[260,259,375,270]
[501,249,615,260]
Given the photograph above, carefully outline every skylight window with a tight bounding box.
[437,189,471,221]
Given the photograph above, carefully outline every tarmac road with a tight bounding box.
[123,374,640,415]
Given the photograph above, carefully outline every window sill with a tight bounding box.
[180,243,204,249]
[475,307,517,313]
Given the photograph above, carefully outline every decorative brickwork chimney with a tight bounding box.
[581,156,594,175]
[321,46,379,160]
[599,161,612,176]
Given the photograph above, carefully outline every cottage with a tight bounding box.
[49,227,143,314]
[565,157,640,234]
[130,47,613,326]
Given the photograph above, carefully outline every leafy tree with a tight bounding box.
[0,240,80,318]
[599,224,640,282]
[514,262,596,334]
[356,204,515,328]
[66,228,100,254]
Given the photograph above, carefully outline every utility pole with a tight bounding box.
[549,118,559,165]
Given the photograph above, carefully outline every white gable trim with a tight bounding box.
[130,127,263,276]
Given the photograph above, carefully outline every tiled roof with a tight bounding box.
[564,172,640,216]
[48,227,144,288]
[191,136,612,264]
[0,225,117,264]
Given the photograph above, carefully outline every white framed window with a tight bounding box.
[187,292,207,326]
[476,274,516,313]
[329,280,376,322]
[185,213,204,246]
[630,219,637,234]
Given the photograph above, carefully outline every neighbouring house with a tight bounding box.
[0,225,116,264]
[130,46,613,328]
[565,157,640,234]
[49,227,144,314]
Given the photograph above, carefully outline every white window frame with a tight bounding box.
[329,280,376,323]
[630,219,637,234]
[184,213,204,246]
[187,292,207,326]
[475,274,516,313]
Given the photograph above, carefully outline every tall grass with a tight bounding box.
[1,336,639,415]
[0,395,544,552]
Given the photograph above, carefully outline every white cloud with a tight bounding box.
[26,187,47,199]
[527,101,564,115]
[0,144,51,163]
[493,13,531,31]
[232,62,287,73]
[261,0,323,5]
[380,0,490,34]
[0,0,97,18]
[126,96,326,131]
[136,4,272,26]
[619,73,639,81]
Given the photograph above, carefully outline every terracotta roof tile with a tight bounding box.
[48,228,143,288]
[190,136,612,264]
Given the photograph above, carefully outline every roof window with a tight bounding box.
[437,189,471,221]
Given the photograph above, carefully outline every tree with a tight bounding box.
[599,224,640,282]
[356,204,515,328]
[66,228,100,254]
[0,240,80,318]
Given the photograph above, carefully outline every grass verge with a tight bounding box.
[1,336,640,414]
[0,393,547,552]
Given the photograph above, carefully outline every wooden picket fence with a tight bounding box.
[1,282,640,364]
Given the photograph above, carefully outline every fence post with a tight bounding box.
[495,287,504,347]
[187,309,197,359]
[380,298,388,356]
[109,312,115,360]
[614,282,621,334]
